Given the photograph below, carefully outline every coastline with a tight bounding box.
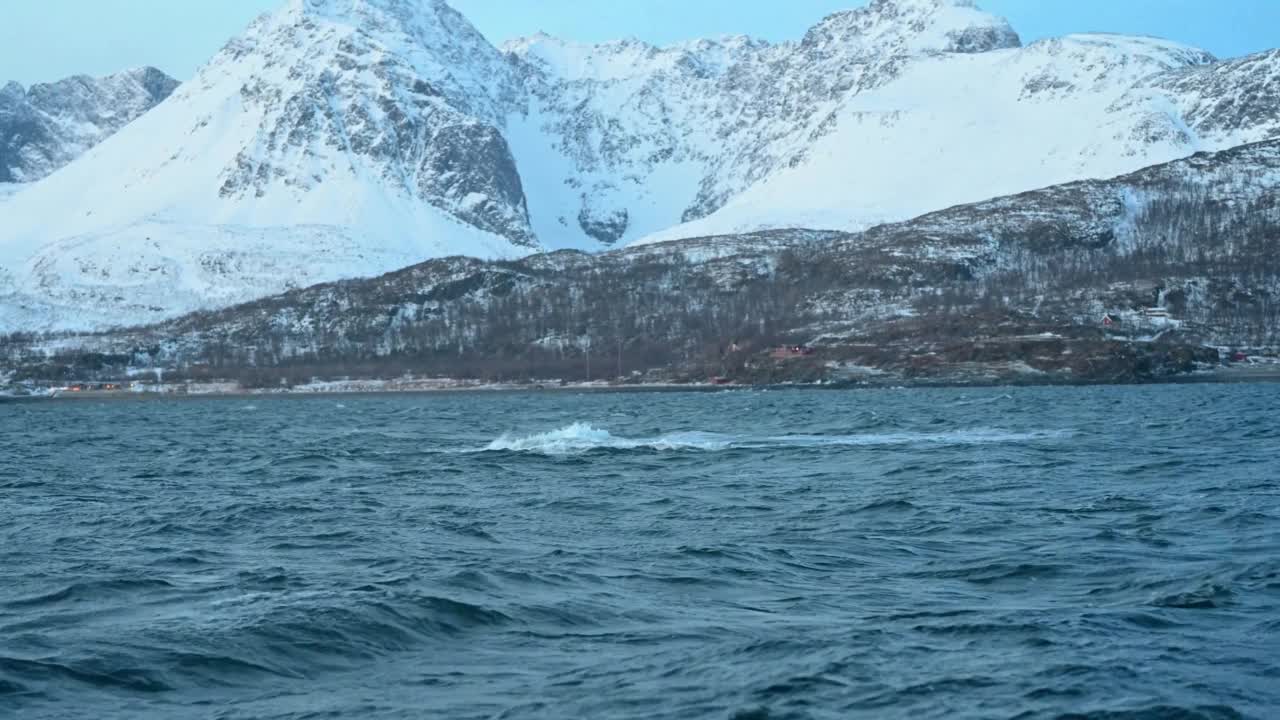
[7,365,1279,402]
[3,380,727,402]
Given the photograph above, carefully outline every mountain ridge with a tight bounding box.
[0,66,178,183]
[1,0,1278,332]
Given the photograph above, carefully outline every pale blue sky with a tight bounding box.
[2,0,1276,85]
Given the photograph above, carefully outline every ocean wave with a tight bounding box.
[0,656,172,693]
[2,578,176,610]
[481,423,1069,455]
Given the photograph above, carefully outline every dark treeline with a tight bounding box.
[913,178,1280,346]
[1,246,846,384]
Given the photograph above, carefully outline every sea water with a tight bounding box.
[1,385,1277,719]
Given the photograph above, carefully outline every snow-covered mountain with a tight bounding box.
[2,0,1278,332]
[0,0,540,331]
[519,24,1274,246]
[502,0,1280,247]
[0,67,178,184]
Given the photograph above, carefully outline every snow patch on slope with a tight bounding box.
[0,222,434,332]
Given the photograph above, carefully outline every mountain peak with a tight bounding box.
[288,0,447,21]
[278,0,489,52]
[806,0,1020,56]
[219,0,516,125]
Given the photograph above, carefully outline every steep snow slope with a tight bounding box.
[503,34,759,248]
[638,33,1225,241]
[3,0,534,250]
[0,223,433,333]
[1139,48,1280,146]
[505,0,1024,248]
[0,67,178,183]
[650,40,1280,243]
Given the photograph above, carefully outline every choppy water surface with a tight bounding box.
[1,385,1278,719]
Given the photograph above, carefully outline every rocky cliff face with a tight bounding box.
[0,67,177,183]
[1148,48,1280,143]
[212,0,535,245]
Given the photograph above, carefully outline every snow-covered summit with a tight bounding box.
[803,0,1021,57]
[2,0,536,253]
[260,0,517,121]
[295,0,449,20]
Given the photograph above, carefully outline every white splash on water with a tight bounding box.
[482,423,1069,456]
[484,423,733,454]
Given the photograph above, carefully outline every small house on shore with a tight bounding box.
[770,346,816,360]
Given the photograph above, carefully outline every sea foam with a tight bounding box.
[482,423,1068,456]
[484,423,733,454]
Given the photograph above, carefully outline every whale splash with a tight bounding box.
[482,423,1069,456]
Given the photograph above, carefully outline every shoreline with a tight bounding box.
[2,381,730,402]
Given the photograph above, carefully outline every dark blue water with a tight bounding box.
[2,385,1278,719]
